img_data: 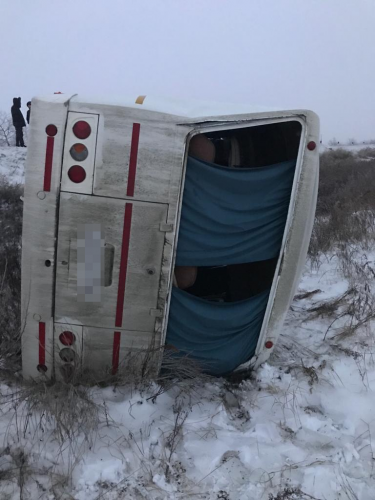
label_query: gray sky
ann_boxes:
[1,0,374,142]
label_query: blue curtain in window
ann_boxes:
[167,287,270,375]
[176,157,296,266]
[166,157,296,375]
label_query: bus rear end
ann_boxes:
[22,95,186,380]
[22,94,319,380]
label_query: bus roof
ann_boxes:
[33,93,287,119]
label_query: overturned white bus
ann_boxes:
[21,94,319,380]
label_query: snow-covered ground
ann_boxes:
[319,143,375,154]
[0,147,26,185]
[1,146,374,499]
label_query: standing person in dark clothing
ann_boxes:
[11,97,26,147]
[26,101,31,125]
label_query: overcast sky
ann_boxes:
[1,0,374,142]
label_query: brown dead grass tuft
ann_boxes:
[0,180,23,375]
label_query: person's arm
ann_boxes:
[174,266,197,289]
[20,112,26,128]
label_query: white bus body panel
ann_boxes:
[21,96,72,379]
[21,94,319,380]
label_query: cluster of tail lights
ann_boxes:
[59,331,77,379]
[68,121,91,184]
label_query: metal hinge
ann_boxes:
[159,223,174,233]
[149,308,163,318]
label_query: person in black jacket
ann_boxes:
[26,101,31,125]
[11,97,26,147]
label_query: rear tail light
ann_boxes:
[307,141,317,151]
[59,348,76,363]
[59,331,76,346]
[68,165,86,183]
[73,121,91,139]
[45,124,58,137]
[70,143,88,161]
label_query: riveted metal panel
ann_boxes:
[55,193,168,332]
[68,102,183,204]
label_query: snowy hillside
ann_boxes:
[0,147,26,184]
[320,143,375,154]
[1,146,375,499]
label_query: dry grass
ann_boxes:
[307,247,375,342]
[310,148,375,260]
[307,148,375,343]
[0,180,23,375]
[356,147,375,160]
[268,488,321,500]
[1,346,212,449]
[2,381,102,444]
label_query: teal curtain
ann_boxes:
[176,157,296,266]
[167,287,270,375]
[167,157,295,375]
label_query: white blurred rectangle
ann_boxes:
[77,223,104,302]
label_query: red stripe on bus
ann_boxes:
[126,123,140,197]
[115,203,133,327]
[39,322,46,365]
[112,331,121,374]
[43,136,54,192]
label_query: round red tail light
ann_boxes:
[73,121,91,139]
[307,141,317,151]
[68,165,86,183]
[46,124,58,137]
[59,331,76,346]
[265,341,274,349]
[70,143,88,161]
